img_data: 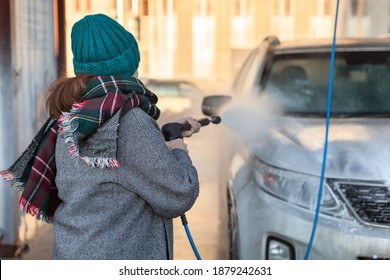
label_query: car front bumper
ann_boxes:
[235,179,390,260]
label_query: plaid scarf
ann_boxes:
[0,76,160,222]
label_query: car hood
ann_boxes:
[252,117,390,182]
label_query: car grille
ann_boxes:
[335,182,390,228]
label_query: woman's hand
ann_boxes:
[177,116,201,138]
[166,138,188,153]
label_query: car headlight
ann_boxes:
[254,159,343,216]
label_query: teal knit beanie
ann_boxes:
[71,14,140,76]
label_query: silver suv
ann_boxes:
[203,36,390,259]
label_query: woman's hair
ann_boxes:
[46,74,92,118]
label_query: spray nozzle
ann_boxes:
[210,115,222,124]
[162,116,221,141]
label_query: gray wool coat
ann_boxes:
[52,108,199,260]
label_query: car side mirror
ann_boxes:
[202,95,232,116]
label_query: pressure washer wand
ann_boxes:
[180,116,221,131]
[161,115,221,260]
[162,116,221,141]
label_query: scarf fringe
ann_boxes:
[11,181,24,192]
[0,170,14,181]
[81,156,120,168]
[58,102,84,159]
[58,101,121,169]
[0,171,24,192]
[19,196,53,223]
[59,116,121,168]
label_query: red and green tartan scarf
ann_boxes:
[0,76,160,222]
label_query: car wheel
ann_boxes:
[227,187,239,260]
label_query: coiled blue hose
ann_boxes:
[304,0,340,260]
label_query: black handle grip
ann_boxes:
[162,123,182,141]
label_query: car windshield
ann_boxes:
[262,50,390,117]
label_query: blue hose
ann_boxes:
[181,214,202,260]
[304,0,340,260]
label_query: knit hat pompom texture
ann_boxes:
[71,14,140,76]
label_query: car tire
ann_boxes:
[227,187,239,260]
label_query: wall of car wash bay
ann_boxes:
[0,0,58,257]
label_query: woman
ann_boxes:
[1,14,200,260]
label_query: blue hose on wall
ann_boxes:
[304,0,341,260]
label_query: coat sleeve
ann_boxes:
[115,108,199,218]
